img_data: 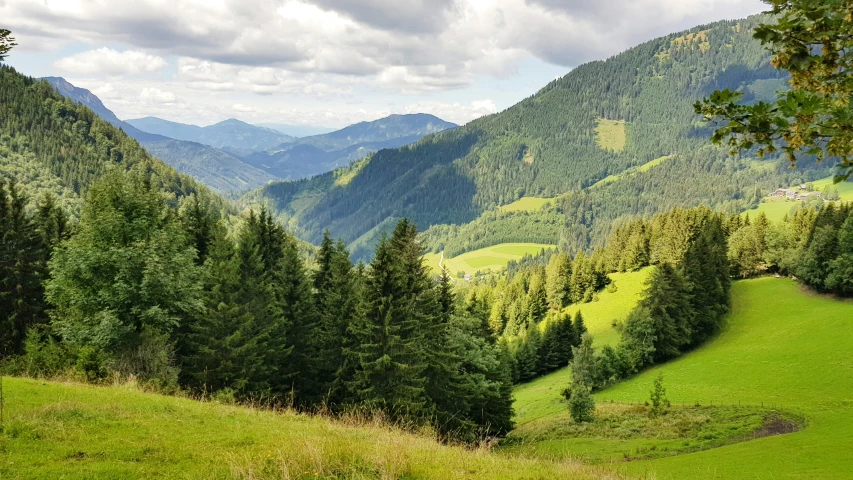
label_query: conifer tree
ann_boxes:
[308,233,358,404]
[0,179,54,356]
[46,169,204,380]
[347,222,429,419]
[180,224,263,395]
[572,310,587,346]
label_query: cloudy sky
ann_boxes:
[3,0,765,128]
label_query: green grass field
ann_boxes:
[498,197,555,212]
[810,176,853,201]
[0,378,621,480]
[743,176,853,223]
[508,278,853,479]
[436,243,556,276]
[512,268,653,426]
[741,198,796,223]
[594,119,627,152]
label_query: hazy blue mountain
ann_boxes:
[143,139,277,194]
[44,78,276,194]
[290,113,457,152]
[126,117,296,152]
[246,132,450,180]
[256,123,336,138]
[238,114,457,180]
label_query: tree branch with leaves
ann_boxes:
[0,29,16,62]
[695,0,853,179]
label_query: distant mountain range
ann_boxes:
[43,77,277,195]
[44,78,456,193]
[126,117,296,152]
[243,114,457,179]
[256,123,336,138]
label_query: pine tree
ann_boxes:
[347,221,430,420]
[0,179,53,356]
[572,310,587,346]
[180,224,264,396]
[545,253,572,309]
[826,212,853,295]
[308,233,359,404]
[636,263,694,362]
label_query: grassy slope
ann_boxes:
[742,198,796,223]
[589,156,674,189]
[0,378,623,480]
[439,243,556,275]
[512,278,853,479]
[742,176,853,222]
[499,197,555,213]
[513,268,653,426]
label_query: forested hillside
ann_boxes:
[0,66,229,215]
[44,78,276,194]
[253,15,830,257]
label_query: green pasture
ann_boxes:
[437,243,556,276]
[594,119,627,152]
[498,197,555,213]
[513,268,653,426]
[509,278,853,479]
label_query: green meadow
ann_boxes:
[498,197,555,213]
[0,378,619,480]
[513,268,653,426]
[431,243,556,276]
[506,278,853,479]
[594,119,627,152]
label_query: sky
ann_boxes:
[2,0,766,128]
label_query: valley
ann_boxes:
[2,3,853,479]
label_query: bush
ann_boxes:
[568,382,595,423]
[649,373,670,417]
[75,346,107,381]
[1,326,76,378]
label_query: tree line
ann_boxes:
[2,168,514,441]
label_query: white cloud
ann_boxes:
[2,0,764,92]
[176,57,352,96]
[54,48,167,76]
[232,103,256,113]
[139,87,176,104]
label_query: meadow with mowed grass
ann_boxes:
[425,243,556,276]
[0,378,624,480]
[504,278,853,479]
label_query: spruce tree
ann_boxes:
[309,233,359,404]
[347,221,429,420]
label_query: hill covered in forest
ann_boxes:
[43,78,277,194]
[251,15,831,259]
[2,68,229,215]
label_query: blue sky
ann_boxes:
[2,0,765,128]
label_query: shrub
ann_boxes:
[568,382,595,423]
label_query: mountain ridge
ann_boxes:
[43,77,277,194]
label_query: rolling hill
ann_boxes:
[251,15,832,257]
[509,277,853,479]
[43,78,276,194]
[0,377,619,480]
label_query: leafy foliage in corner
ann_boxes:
[696,0,853,178]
